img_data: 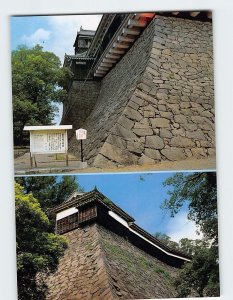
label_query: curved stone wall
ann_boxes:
[63,16,214,167]
[46,224,178,299]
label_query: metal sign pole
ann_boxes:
[76,128,87,163]
[81,140,83,162]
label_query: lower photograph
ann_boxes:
[15,171,219,300]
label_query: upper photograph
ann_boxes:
[11,11,215,175]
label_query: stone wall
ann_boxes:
[63,16,215,167]
[61,80,101,138]
[99,224,178,299]
[46,224,114,300]
[67,16,155,164]
[45,223,178,299]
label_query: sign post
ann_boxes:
[24,125,73,168]
[76,128,87,162]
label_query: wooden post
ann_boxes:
[34,155,37,168]
[66,152,68,166]
[30,152,33,168]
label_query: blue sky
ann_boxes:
[11,15,102,61]
[11,15,102,124]
[62,171,202,242]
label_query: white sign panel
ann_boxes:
[24,125,72,155]
[76,128,87,140]
[31,130,67,154]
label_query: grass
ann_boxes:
[103,237,173,283]
[55,154,66,160]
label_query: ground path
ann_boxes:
[14,152,216,175]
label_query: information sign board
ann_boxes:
[76,128,87,140]
[24,125,72,155]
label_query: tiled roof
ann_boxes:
[77,29,95,36]
[51,188,191,262]
[64,54,94,60]
[51,188,135,223]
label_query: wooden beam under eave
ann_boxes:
[100,62,113,67]
[95,69,107,75]
[106,53,120,59]
[122,28,140,36]
[98,66,109,71]
[113,42,130,49]
[110,48,125,54]
[118,36,134,43]
[94,73,104,77]
[190,11,200,17]
[128,19,147,28]
[103,58,117,64]
[172,12,180,16]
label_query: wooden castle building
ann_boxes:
[46,188,191,299]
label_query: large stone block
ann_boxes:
[117,115,134,130]
[174,114,188,124]
[144,148,161,160]
[134,89,158,105]
[124,107,143,122]
[191,148,207,158]
[134,118,150,129]
[170,136,195,147]
[127,141,144,154]
[186,131,206,140]
[106,134,127,150]
[138,154,155,165]
[99,143,138,165]
[145,136,165,149]
[93,154,115,168]
[161,148,186,161]
[133,128,154,136]
[150,118,170,128]
[112,124,137,141]
[160,129,172,138]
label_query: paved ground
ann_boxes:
[14,152,216,175]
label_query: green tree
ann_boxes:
[174,244,219,297]
[12,45,73,145]
[162,172,219,297]
[162,172,218,243]
[15,182,67,300]
[154,232,180,250]
[15,175,83,210]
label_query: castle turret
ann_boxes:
[73,27,95,56]
[46,189,190,300]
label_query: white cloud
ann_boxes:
[22,28,51,46]
[46,15,102,61]
[166,211,203,242]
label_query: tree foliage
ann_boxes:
[154,232,208,256]
[15,182,68,300]
[15,175,83,210]
[12,45,73,145]
[154,232,180,250]
[162,172,219,297]
[175,246,219,297]
[162,172,218,243]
